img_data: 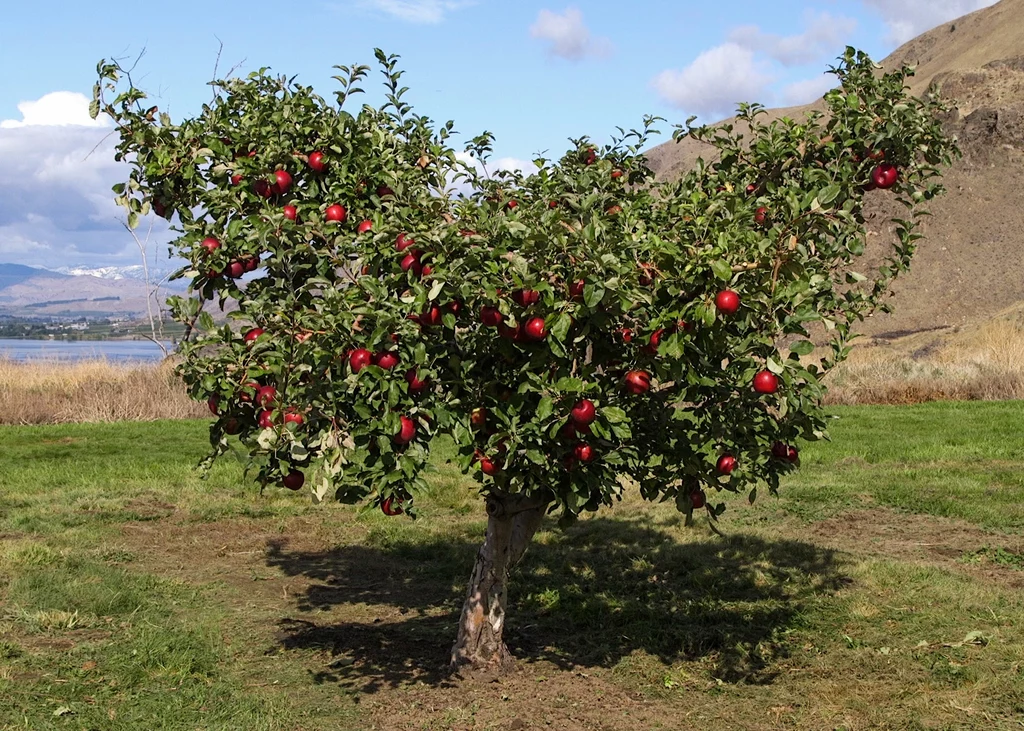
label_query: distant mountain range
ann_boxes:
[51,265,171,282]
[0,263,186,320]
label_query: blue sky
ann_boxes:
[0,0,998,271]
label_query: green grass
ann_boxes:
[770,401,1024,529]
[0,402,1023,729]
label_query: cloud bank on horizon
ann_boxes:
[0,92,172,272]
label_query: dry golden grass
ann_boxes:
[2,318,1022,424]
[0,357,205,425]
[825,319,1024,405]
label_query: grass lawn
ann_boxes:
[1,402,1022,730]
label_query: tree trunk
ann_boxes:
[449,495,548,672]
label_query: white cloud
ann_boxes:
[728,12,857,67]
[530,7,613,61]
[651,43,774,120]
[861,0,998,45]
[782,73,838,106]
[493,157,532,173]
[1,91,108,129]
[355,0,473,23]
[0,92,169,270]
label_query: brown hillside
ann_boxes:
[646,0,1024,337]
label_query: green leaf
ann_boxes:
[711,259,732,281]
[550,313,572,343]
[818,184,840,205]
[536,396,554,421]
[766,356,785,375]
[583,284,605,308]
[789,340,814,356]
[602,406,627,424]
[508,253,529,278]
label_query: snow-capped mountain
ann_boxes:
[52,265,155,281]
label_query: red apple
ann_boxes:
[421,265,434,277]
[393,415,416,445]
[872,163,898,189]
[349,348,373,373]
[549,200,559,209]
[523,317,547,341]
[620,328,634,343]
[258,410,275,429]
[283,409,304,427]
[753,370,779,394]
[419,305,442,327]
[512,289,540,307]
[771,441,790,460]
[641,328,664,355]
[325,204,347,223]
[230,173,244,186]
[357,220,373,234]
[226,260,245,279]
[479,456,501,476]
[240,381,260,402]
[405,369,429,395]
[715,290,740,315]
[153,199,169,218]
[716,454,737,475]
[583,148,597,165]
[506,199,518,210]
[243,328,265,345]
[272,170,292,195]
[611,169,624,179]
[256,385,277,408]
[400,251,423,277]
[282,470,304,490]
[754,206,768,225]
[283,205,297,221]
[574,442,594,463]
[207,396,219,415]
[624,370,651,395]
[745,183,758,195]
[606,204,622,216]
[374,351,399,370]
[244,256,260,272]
[570,399,597,426]
[569,280,585,300]
[381,496,404,516]
[308,151,325,171]
[690,489,706,509]
[377,184,395,198]
[200,237,220,254]
[787,446,800,463]
[223,418,242,435]
[470,407,487,429]
[480,306,503,327]
[498,320,521,341]
[395,233,414,251]
[254,179,273,198]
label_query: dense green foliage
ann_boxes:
[92,49,956,525]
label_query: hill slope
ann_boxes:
[645,0,1024,337]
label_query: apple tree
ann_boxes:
[92,48,956,670]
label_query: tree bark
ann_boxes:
[449,495,548,672]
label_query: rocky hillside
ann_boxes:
[646,0,1024,337]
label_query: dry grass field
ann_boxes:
[0,356,205,425]
[2,318,1022,425]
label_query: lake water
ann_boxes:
[0,338,175,363]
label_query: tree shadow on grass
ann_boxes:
[266,515,847,694]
